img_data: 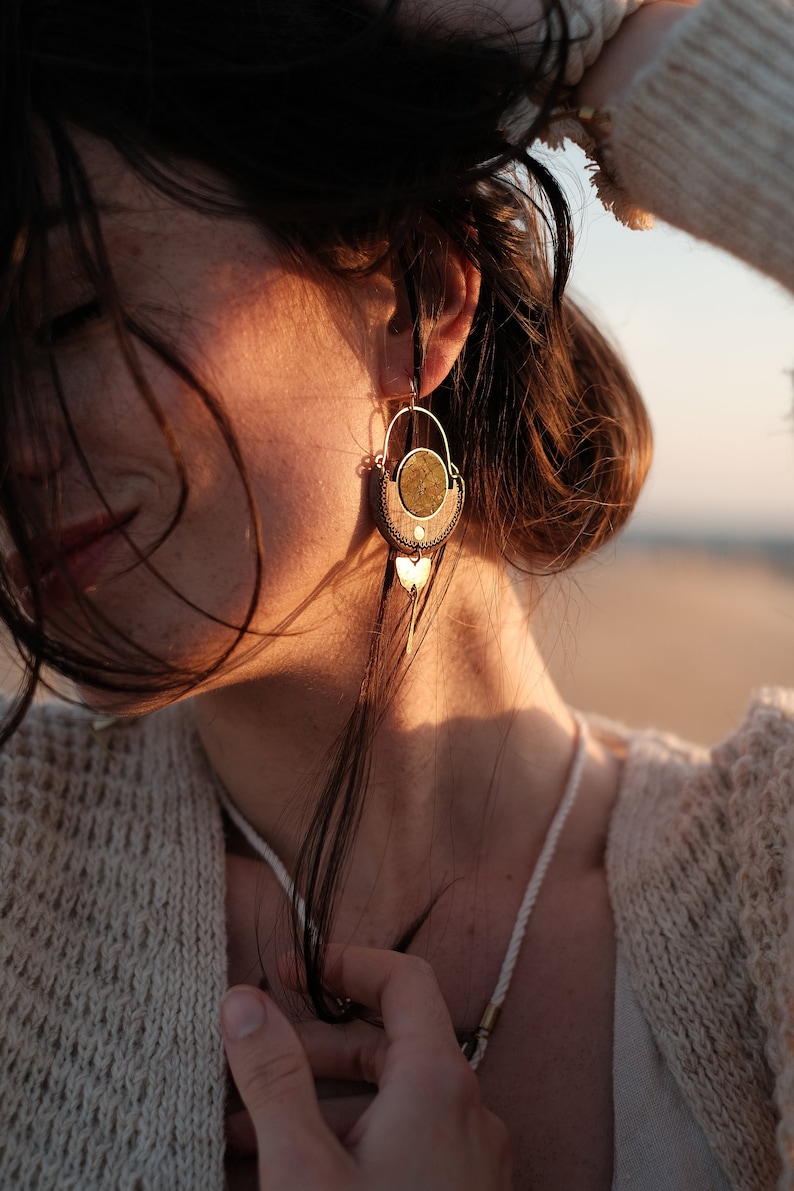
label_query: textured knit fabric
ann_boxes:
[2,691,794,1187]
[0,702,228,1190]
[612,949,731,1189]
[607,689,794,1191]
[607,0,794,294]
[558,0,645,84]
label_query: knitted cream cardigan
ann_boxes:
[2,689,794,1189]
[608,690,794,1190]
[0,703,228,1190]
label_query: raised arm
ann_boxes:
[390,0,646,84]
[390,0,794,293]
[574,0,794,292]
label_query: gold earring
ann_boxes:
[370,384,465,654]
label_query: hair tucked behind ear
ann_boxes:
[401,185,651,572]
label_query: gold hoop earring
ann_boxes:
[369,384,465,654]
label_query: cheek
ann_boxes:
[51,337,191,496]
[75,340,264,604]
[198,304,382,592]
[224,424,373,619]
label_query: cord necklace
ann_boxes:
[216,712,588,1071]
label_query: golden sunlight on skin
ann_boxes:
[18,135,401,707]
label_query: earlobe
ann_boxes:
[378,225,481,400]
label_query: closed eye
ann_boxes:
[36,299,103,345]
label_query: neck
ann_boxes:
[192,549,576,909]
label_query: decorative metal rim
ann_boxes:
[373,471,465,553]
[380,405,459,477]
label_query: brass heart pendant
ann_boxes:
[371,403,465,656]
[394,554,432,655]
[395,555,432,595]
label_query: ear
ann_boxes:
[378,221,481,401]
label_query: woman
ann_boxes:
[1,1,793,1190]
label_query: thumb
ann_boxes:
[221,985,349,1189]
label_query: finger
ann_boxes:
[321,949,485,1142]
[294,1017,387,1085]
[276,960,513,1187]
[224,1107,258,1158]
[284,946,477,1129]
[321,946,471,1111]
[221,985,352,1188]
[317,1087,376,1142]
[282,945,457,1055]
[225,1088,378,1153]
[285,943,485,1148]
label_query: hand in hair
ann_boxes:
[221,946,513,1190]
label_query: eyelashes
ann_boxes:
[35,298,103,346]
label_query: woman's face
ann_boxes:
[9,135,402,701]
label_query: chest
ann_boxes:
[477,863,615,1189]
[223,853,615,1190]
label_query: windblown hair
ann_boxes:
[0,0,651,1013]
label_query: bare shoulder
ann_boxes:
[566,722,625,870]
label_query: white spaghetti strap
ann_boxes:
[467,713,588,1070]
[215,781,311,935]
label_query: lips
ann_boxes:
[7,508,138,613]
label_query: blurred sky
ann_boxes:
[544,146,794,537]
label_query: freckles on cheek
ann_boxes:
[138,351,241,478]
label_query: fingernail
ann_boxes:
[222,987,268,1041]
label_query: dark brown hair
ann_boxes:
[0,0,651,1011]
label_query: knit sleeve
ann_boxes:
[610,692,794,1189]
[607,0,794,293]
[558,0,646,84]
[715,689,794,1190]
[693,687,794,1190]
[607,725,782,1190]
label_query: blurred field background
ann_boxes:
[540,537,794,746]
[539,148,794,748]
